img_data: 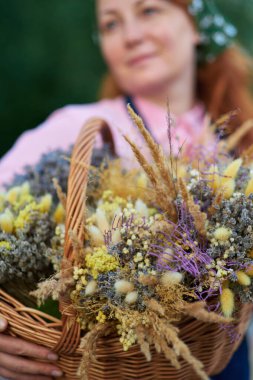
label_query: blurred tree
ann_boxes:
[0,0,252,158]
[0,0,105,157]
[218,0,253,54]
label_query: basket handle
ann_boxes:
[54,118,114,354]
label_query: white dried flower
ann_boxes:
[85,280,98,296]
[114,280,134,294]
[160,271,183,287]
[125,291,138,305]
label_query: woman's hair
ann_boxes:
[197,46,253,149]
[98,0,253,150]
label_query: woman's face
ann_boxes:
[97,0,199,97]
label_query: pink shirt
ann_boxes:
[0,96,206,188]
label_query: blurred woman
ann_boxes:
[0,1,252,379]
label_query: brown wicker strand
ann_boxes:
[55,119,113,355]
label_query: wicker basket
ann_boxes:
[0,118,252,380]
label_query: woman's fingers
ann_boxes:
[0,352,63,377]
[0,316,8,332]
[0,328,63,378]
[0,366,53,380]
[0,317,63,378]
[0,334,59,361]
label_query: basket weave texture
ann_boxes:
[0,118,252,380]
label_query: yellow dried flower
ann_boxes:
[214,159,242,199]
[116,317,137,352]
[245,177,253,197]
[213,227,232,242]
[16,195,34,210]
[134,252,143,263]
[136,173,148,189]
[0,194,5,212]
[53,203,65,224]
[102,189,114,202]
[20,182,30,196]
[85,246,119,279]
[100,190,127,217]
[0,210,14,233]
[222,158,242,180]
[236,271,251,286]
[6,186,21,204]
[0,241,11,250]
[14,202,40,230]
[14,182,32,209]
[96,311,106,323]
[220,288,234,318]
[206,165,220,191]
[245,265,253,277]
[39,194,52,213]
[221,179,235,199]
[81,276,87,286]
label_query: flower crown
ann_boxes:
[189,0,237,63]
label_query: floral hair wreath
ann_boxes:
[189,0,238,63]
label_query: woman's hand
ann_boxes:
[0,316,63,380]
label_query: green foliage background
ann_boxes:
[0,0,252,158]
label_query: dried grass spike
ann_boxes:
[150,313,208,380]
[179,178,189,203]
[68,229,85,264]
[30,275,59,305]
[159,339,181,369]
[146,298,165,316]
[127,104,160,159]
[78,323,112,379]
[135,325,152,361]
[127,104,176,196]
[183,301,233,324]
[52,178,67,209]
[125,131,177,219]
[124,135,158,187]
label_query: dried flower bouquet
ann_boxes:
[1,109,253,379]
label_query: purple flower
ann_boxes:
[150,202,211,278]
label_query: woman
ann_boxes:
[0,0,252,379]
